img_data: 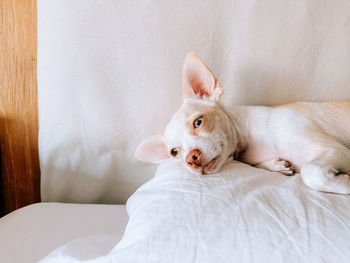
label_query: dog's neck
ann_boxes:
[223,104,267,159]
[217,104,248,159]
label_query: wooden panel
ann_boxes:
[0,0,40,215]
[0,148,3,216]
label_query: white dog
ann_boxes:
[135,52,350,194]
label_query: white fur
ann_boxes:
[163,99,240,174]
[136,53,350,194]
[163,102,350,194]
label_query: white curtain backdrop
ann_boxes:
[38,0,350,203]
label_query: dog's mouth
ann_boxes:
[201,156,219,175]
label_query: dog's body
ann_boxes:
[237,102,350,170]
[136,53,350,194]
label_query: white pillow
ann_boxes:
[38,0,350,203]
[41,161,350,262]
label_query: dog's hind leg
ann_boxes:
[300,144,350,194]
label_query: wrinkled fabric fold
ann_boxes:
[41,162,350,262]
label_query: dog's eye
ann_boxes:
[170,148,178,157]
[193,116,203,128]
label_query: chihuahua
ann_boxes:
[135,52,350,194]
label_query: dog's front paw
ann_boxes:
[255,158,295,176]
[276,158,296,176]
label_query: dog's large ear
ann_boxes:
[182,52,223,101]
[134,135,170,163]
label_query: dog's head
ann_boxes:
[135,53,242,174]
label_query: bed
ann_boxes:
[0,204,128,262]
[1,0,350,262]
[39,162,350,262]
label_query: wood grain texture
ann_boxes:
[0,0,40,215]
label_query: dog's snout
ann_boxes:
[186,149,202,168]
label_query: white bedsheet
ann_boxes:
[0,203,128,263]
[41,161,350,262]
